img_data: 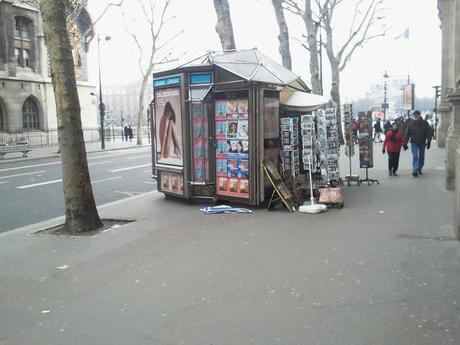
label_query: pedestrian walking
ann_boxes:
[128,126,133,142]
[382,122,404,176]
[124,126,129,141]
[373,118,383,142]
[383,120,391,134]
[403,110,433,177]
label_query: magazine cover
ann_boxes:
[193,139,203,159]
[227,159,239,178]
[193,118,203,139]
[216,159,228,176]
[238,159,249,178]
[239,179,249,195]
[215,100,227,118]
[215,120,227,139]
[217,177,228,193]
[237,120,249,140]
[238,99,248,115]
[228,178,238,193]
[227,120,238,138]
[194,158,204,182]
[227,99,239,114]
[216,140,229,157]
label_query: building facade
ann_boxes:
[438,0,460,239]
[0,0,97,143]
[104,82,153,127]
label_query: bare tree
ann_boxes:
[284,0,386,141]
[272,0,292,70]
[40,0,102,233]
[213,0,236,50]
[122,0,181,146]
[321,0,386,142]
[283,0,323,94]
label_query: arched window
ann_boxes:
[22,98,39,130]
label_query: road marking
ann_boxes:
[0,170,46,179]
[92,176,122,184]
[16,179,62,189]
[0,181,8,185]
[87,153,124,160]
[109,163,151,173]
[88,160,111,166]
[144,181,156,184]
[127,154,151,160]
[0,161,60,172]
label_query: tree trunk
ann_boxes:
[40,0,103,234]
[330,59,344,144]
[272,0,291,70]
[213,0,236,50]
[304,0,321,94]
[136,73,150,146]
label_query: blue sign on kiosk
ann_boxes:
[153,76,181,87]
[190,73,212,84]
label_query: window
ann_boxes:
[23,49,30,67]
[15,48,21,65]
[14,17,30,39]
[14,16,33,68]
[0,104,3,131]
[22,98,39,130]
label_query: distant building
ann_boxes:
[104,82,153,127]
[0,0,97,136]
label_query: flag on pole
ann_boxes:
[395,27,410,40]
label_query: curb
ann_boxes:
[0,190,159,238]
[0,144,151,165]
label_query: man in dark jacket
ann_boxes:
[404,110,432,177]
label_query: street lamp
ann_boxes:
[96,34,111,149]
[383,71,389,121]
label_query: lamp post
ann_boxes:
[96,34,111,149]
[383,71,389,121]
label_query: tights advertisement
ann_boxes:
[215,98,249,199]
[155,87,183,167]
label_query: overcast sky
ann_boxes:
[87,0,441,101]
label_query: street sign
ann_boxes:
[105,115,113,125]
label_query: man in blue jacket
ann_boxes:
[403,110,433,177]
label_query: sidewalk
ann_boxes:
[0,138,151,164]
[0,144,458,345]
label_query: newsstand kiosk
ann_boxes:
[150,48,311,206]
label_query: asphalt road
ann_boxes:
[0,147,156,233]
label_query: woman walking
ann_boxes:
[382,123,404,176]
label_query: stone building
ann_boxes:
[0,0,97,142]
[104,82,153,127]
[437,0,460,239]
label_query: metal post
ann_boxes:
[433,85,440,139]
[97,34,105,150]
[147,106,151,144]
[319,28,323,96]
[383,71,389,121]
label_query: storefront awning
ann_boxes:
[280,89,330,112]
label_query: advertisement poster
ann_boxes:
[155,87,183,166]
[161,172,184,195]
[357,111,374,168]
[215,98,250,199]
[192,103,207,182]
[403,84,414,111]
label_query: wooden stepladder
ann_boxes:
[262,160,296,212]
